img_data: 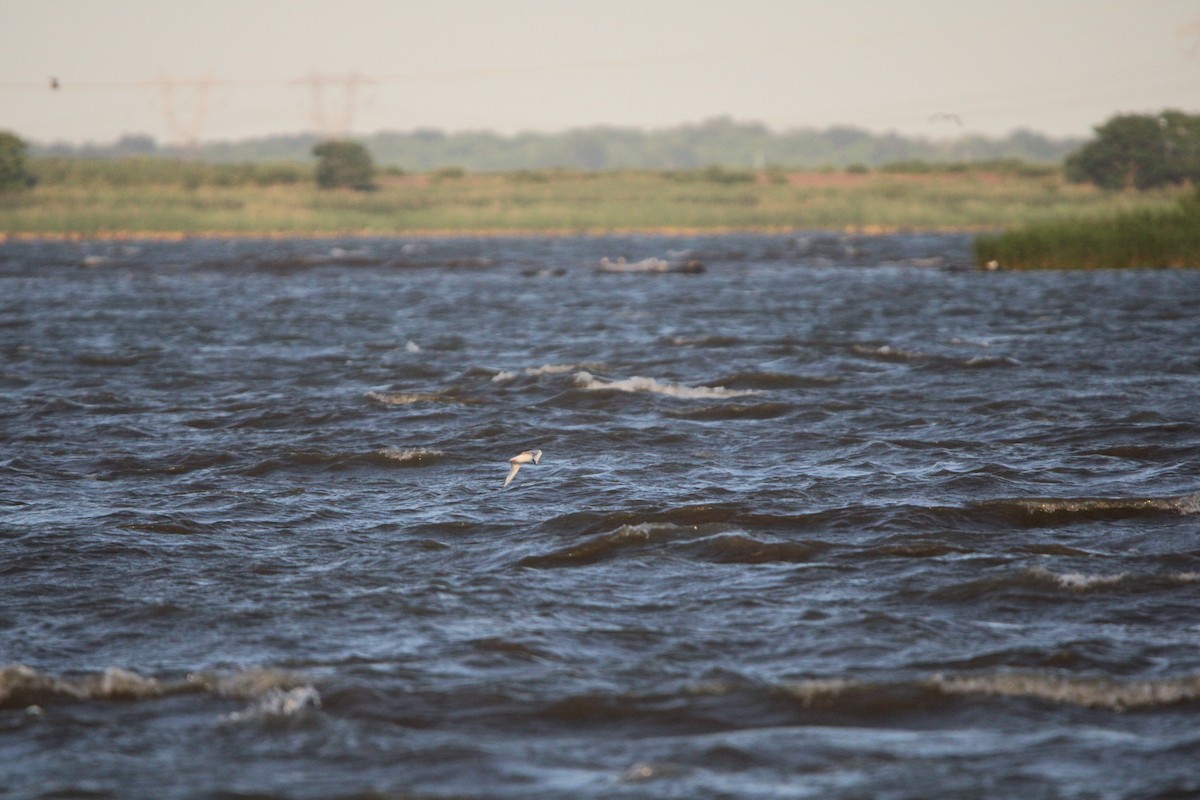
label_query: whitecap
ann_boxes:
[187,666,311,700]
[377,447,444,464]
[930,671,1200,711]
[0,665,167,705]
[524,363,578,376]
[780,678,859,708]
[222,685,322,724]
[493,363,580,384]
[1027,566,1128,591]
[366,390,450,405]
[573,370,758,400]
[598,256,670,273]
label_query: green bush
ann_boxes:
[312,140,376,190]
[0,131,33,191]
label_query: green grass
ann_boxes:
[0,158,1189,240]
[973,188,1200,269]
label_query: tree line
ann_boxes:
[33,117,1078,171]
[5,111,1197,193]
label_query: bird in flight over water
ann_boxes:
[504,449,542,488]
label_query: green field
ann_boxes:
[0,159,1191,265]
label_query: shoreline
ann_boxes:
[0,224,995,244]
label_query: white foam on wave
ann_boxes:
[377,447,444,464]
[222,685,322,723]
[366,390,449,405]
[852,344,925,362]
[1010,491,1200,517]
[779,671,1200,712]
[931,671,1200,711]
[1030,566,1129,591]
[781,678,859,708]
[1025,565,1200,592]
[0,664,317,711]
[573,370,758,400]
[1176,490,1200,514]
[493,363,581,384]
[0,665,166,705]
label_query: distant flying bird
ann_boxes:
[503,449,542,488]
[929,112,963,128]
[50,77,60,90]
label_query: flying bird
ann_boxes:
[503,449,542,488]
[928,112,963,128]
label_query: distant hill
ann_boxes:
[33,116,1083,171]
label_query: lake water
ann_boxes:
[2,233,1199,799]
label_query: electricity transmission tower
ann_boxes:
[156,75,216,155]
[292,72,376,138]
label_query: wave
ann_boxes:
[519,522,833,568]
[492,363,584,384]
[528,493,1200,561]
[521,495,1200,573]
[530,670,1200,732]
[852,344,927,363]
[573,370,758,400]
[519,522,693,568]
[1023,566,1199,592]
[707,370,842,390]
[666,401,795,421]
[0,665,170,708]
[972,491,1200,527]
[366,390,465,406]
[761,671,1200,714]
[689,533,834,564]
[0,664,319,718]
[850,343,1018,370]
[375,447,446,466]
[925,565,1200,604]
[118,514,208,536]
[220,685,322,724]
[927,671,1200,711]
[242,449,357,476]
[667,334,742,347]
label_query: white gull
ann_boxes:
[504,449,543,488]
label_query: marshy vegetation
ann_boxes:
[1,156,1187,240]
[973,186,1200,269]
[971,111,1200,269]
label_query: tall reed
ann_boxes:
[973,188,1200,269]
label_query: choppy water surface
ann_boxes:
[3,233,1200,799]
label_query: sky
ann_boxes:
[3,0,1198,146]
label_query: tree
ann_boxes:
[312,139,376,190]
[1159,110,1200,184]
[0,130,33,191]
[1065,111,1200,190]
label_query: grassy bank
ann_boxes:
[0,158,1188,240]
[973,187,1200,269]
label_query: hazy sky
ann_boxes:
[4,0,1198,145]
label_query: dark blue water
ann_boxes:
[3,234,1199,799]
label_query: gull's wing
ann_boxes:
[503,462,521,488]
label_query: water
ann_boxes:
[2,233,1199,799]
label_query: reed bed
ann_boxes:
[973,189,1200,269]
